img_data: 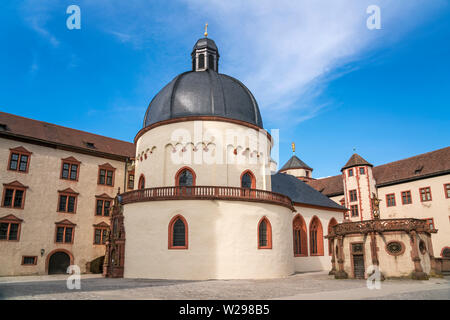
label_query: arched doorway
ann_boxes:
[47,250,73,274]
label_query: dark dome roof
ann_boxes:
[144,36,263,129]
[143,69,263,128]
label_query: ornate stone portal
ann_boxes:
[103,191,126,278]
[326,218,438,280]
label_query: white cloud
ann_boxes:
[183,0,445,124]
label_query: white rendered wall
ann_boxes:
[292,205,343,273]
[123,199,294,280]
[135,120,272,190]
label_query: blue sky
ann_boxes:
[1,0,449,178]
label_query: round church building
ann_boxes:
[104,36,296,280]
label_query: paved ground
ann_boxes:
[0,271,449,300]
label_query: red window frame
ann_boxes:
[309,216,324,256]
[349,189,357,202]
[57,189,79,213]
[386,193,396,207]
[54,221,76,244]
[97,163,116,187]
[419,187,432,202]
[348,169,354,177]
[293,214,308,257]
[444,184,450,199]
[258,216,272,249]
[127,171,135,189]
[21,256,37,265]
[93,227,108,245]
[359,167,365,175]
[0,215,23,241]
[2,181,28,209]
[168,215,188,249]
[350,205,359,217]
[7,147,32,173]
[401,190,412,205]
[422,218,435,232]
[138,174,145,189]
[95,195,112,216]
[60,157,81,181]
[240,170,256,189]
[175,166,196,187]
[328,218,338,256]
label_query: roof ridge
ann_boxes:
[373,146,450,169]
[0,111,134,146]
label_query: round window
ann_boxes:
[386,241,404,256]
[419,240,427,255]
[442,247,450,258]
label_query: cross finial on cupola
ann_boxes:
[191,25,219,72]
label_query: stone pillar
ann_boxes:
[335,235,348,279]
[369,232,384,280]
[426,233,440,276]
[329,237,336,275]
[410,230,428,280]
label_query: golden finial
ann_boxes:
[292,142,295,154]
[204,23,208,37]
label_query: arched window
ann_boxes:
[168,215,188,249]
[310,216,324,256]
[175,167,196,187]
[258,217,272,249]
[241,170,255,189]
[138,174,145,189]
[293,214,308,257]
[328,218,338,255]
[198,54,205,69]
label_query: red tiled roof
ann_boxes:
[341,153,372,170]
[307,175,343,197]
[308,146,450,196]
[0,112,135,159]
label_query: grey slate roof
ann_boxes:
[279,155,313,171]
[271,172,345,210]
[191,38,219,54]
[143,69,263,128]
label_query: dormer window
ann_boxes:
[414,165,423,175]
[85,142,95,149]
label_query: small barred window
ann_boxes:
[386,241,403,255]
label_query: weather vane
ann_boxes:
[292,142,295,154]
[204,23,208,37]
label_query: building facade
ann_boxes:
[0,112,134,276]
[284,148,450,278]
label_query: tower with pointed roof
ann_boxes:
[278,143,314,181]
[341,153,377,221]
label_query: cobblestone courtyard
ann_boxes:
[0,271,449,300]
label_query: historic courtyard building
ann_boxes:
[1,34,448,280]
[285,147,450,278]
